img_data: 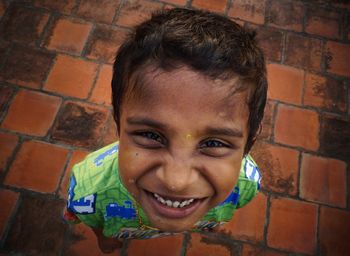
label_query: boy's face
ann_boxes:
[118,66,249,232]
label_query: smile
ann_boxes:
[144,190,206,219]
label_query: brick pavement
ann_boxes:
[0,0,349,255]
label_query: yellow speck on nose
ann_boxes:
[186,134,192,140]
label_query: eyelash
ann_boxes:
[200,139,229,148]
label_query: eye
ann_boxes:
[132,131,165,148]
[199,139,232,157]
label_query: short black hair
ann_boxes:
[112,8,267,154]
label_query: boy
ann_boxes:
[63,7,267,253]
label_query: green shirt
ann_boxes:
[64,142,261,239]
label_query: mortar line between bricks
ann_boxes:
[111,0,125,25]
[0,84,18,124]
[86,62,103,101]
[37,11,56,49]
[71,0,81,15]
[81,22,97,58]
[120,237,129,256]
[296,150,303,200]
[180,232,190,256]
[223,0,232,16]
[54,150,73,197]
[40,46,58,90]
[0,189,22,248]
[315,203,321,256]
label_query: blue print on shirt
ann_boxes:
[105,200,137,220]
[94,145,118,167]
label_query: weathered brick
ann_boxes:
[45,18,92,54]
[0,132,18,173]
[274,105,319,151]
[1,90,62,136]
[304,73,347,112]
[4,140,69,193]
[34,0,76,14]
[255,26,283,62]
[285,33,323,71]
[186,233,238,256]
[85,25,128,64]
[267,64,304,105]
[115,0,163,28]
[192,0,227,13]
[162,0,187,5]
[103,117,119,146]
[0,0,7,17]
[64,223,117,256]
[251,142,299,195]
[268,197,317,254]
[128,235,183,256]
[44,55,98,99]
[325,41,350,77]
[320,114,350,161]
[0,189,19,240]
[300,153,347,208]
[319,207,350,256]
[0,5,49,45]
[0,86,15,117]
[267,0,305,32]
[305,7,341,39]
[76,0,121,24]
[0,46,54,88]
[4,194,68,255]
[90,64,113,105]
[241,244,288,256]
[51,101,109,149]
[346,13,350,40]
[228,0,266,24]
[0,40,10,63]
[59,150,90,198]
[259,100,275,140]
[219,193,267,242]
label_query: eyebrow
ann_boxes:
[127,117,243,138]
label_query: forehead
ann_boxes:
[125,66,248,115]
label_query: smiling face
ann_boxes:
[117,66,250,232]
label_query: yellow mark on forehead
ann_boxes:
[186,134,192,140]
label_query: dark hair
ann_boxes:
[112,8,267,154]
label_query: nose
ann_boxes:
[156,155,198,193]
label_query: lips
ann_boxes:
[144,190,205,219]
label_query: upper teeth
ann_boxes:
[153,193,195,208]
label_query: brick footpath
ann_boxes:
[0,0,349,255]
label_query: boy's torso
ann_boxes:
[65,142,261,239]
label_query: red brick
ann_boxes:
[325,41,350,77]
[186,233,233,256]
[4,140,69,193]
[346,14,350,40]
[260,100,276,140]
[4,194,68,255]
[0,0,7,17]
[85,25,128,64]
[46,18,92,54]
[59,150,90,198]
[76,0,121,24]
[241,244,288,256]
[0,132,18,173]
[320,115,350,162]
[1,90,61,136]
[116,0,163,28]
[0,5,49,45]
[304,73,347,112]
[192,0,227,13]
[254,26,283,62]
[228,0,266,24]
[267,64,304,104]
[128,235,183,256]
[219,193,267,242]
[319,207,350,256]
[285,33,323,71]
[64,223,116,256]
[162,0,187,5]
[90,64,113,105]
[300,154,347,208]
[0,86,15,117]
[268,197,317,254]
[274,105,319,151]
[102,116,119,146]
[0,189,19,240]
[305,7,341,39]
[251,142,299,195]
[34,0,76,14]
[267,0,305,32]
[51,101,110,149]
[0,46,54,89]
[44,55,98,99]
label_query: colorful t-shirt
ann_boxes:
[63,142,261,239]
